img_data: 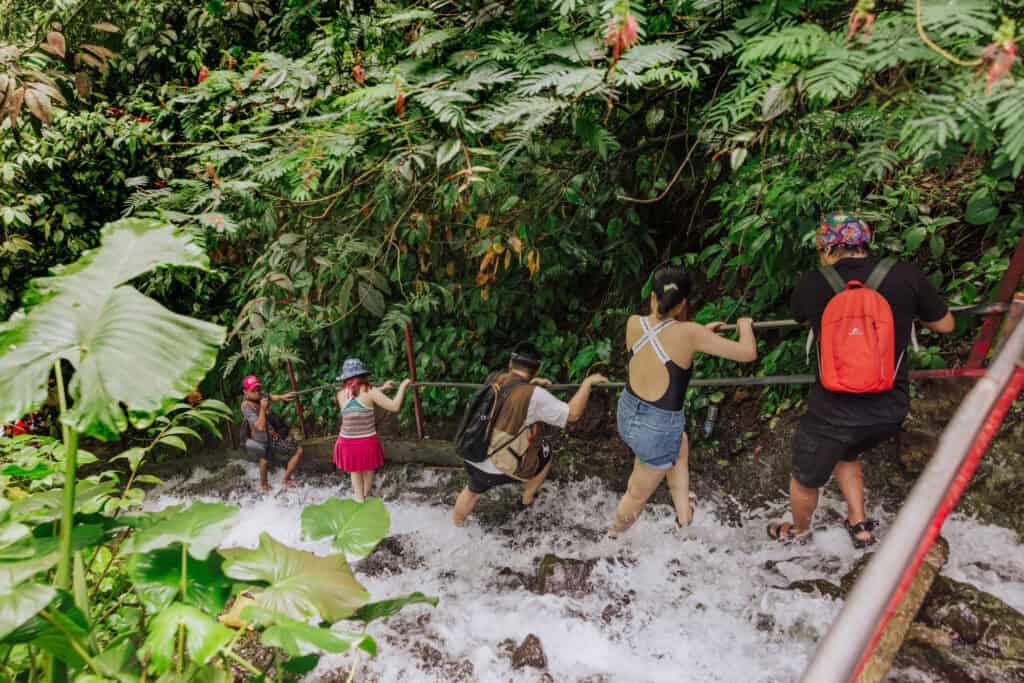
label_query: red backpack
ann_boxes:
[816,258,898,393]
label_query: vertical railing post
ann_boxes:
[966,231,1024,368]
[404,321,425,440]
[285,359,307,440]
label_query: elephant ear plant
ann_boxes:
[0,218,436,682]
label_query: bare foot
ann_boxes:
[260,484,270,493]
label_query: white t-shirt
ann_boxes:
[465,386,569,474]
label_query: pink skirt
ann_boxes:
[333,435,385,473]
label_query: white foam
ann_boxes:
[145,461,1024,682]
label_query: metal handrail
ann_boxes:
[801,298,1024,682]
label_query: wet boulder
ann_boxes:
[918,575,1024,660]
[511,634,548,670]
[535,554,596,596]
[353,534,422,577]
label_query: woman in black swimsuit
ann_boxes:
[612,267,757,534]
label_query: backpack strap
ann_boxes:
[865,257,897,291]
[818,265,846,294]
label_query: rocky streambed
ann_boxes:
[145,449,1024,683]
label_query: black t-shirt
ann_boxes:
[791,256,949,427]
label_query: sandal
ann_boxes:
[844,519,877,549]
[766,522,812,545]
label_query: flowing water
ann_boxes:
[146,459,1024,682]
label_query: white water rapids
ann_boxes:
[146,460,1024,682]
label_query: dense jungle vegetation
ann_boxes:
[2,0,1022,429]
[1,1,1023,682]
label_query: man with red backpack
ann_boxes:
[767,212,954,548]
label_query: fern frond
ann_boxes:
[413,88,475,130]
[380,8,435,25]
[801,42,867,105]
[407,28,459,57]
[911,0,995,40]
[992,83,1024,175]
[474,97,565,133]
[451,62,520,93]
[739,24,826,65]
[516,64,604,97]
[544,37,604,63]
[697,31,742,60]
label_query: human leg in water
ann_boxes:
[768,477,818,542]
[452,487,480,526]
[362,469,376,499]
[350,471,366,502]
[521,459,552,507]
[665,435,695,526]
[834,460,875,546]
[611,459,667,534]
[259,458,270,492]
[282,447,303,489]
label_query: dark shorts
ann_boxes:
[245,436,300,465]
[463,445,554,494]
[792,415,901,488]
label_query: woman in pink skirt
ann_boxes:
[333,358,411,501]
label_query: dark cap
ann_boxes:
[510,341,541,368]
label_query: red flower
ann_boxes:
[847,0,876,42]
[198,65,209,83]
[982,40,1017,93]
[353,63,365,85]
[605,14,639,62]
[154,179,166,188]
[395,82,405,117]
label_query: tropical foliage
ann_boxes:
[2,0,1021,430]
[0,221,435,682]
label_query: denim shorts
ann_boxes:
[617,390,686,470]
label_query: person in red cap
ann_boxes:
[767,212,953,548]
[240,375,303,491]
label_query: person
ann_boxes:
[240,375,304,491]
[332,358,411,502]
[611,266,757,535]
[767,212,954,547]
[452,342,608,526]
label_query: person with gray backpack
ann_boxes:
[451,342,607,526]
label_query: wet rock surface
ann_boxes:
[535,553,596,596]
[353,534,423,577]
[510,634,548,670]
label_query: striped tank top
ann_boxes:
[340,399,376,438]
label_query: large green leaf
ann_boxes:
[0,218,226,440]
[301,497,390,558]
[242,606,376,658]
[0,582,55,640]
[2,591,90,669]
[220,533,368,623]
[11,481,116,521]
[139,603,234,675]
[122,502,240,560]
[349,592,439,624]
[0,552,60,586]
[128,544,232,613]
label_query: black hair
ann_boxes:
[825,243,871,258]
[651,266,691,316]
[510,341,542,370]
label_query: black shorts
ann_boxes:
[791,416,901,488]
[245,437,299,465]
[464,445,554,494]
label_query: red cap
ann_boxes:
[242,375,262,391]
